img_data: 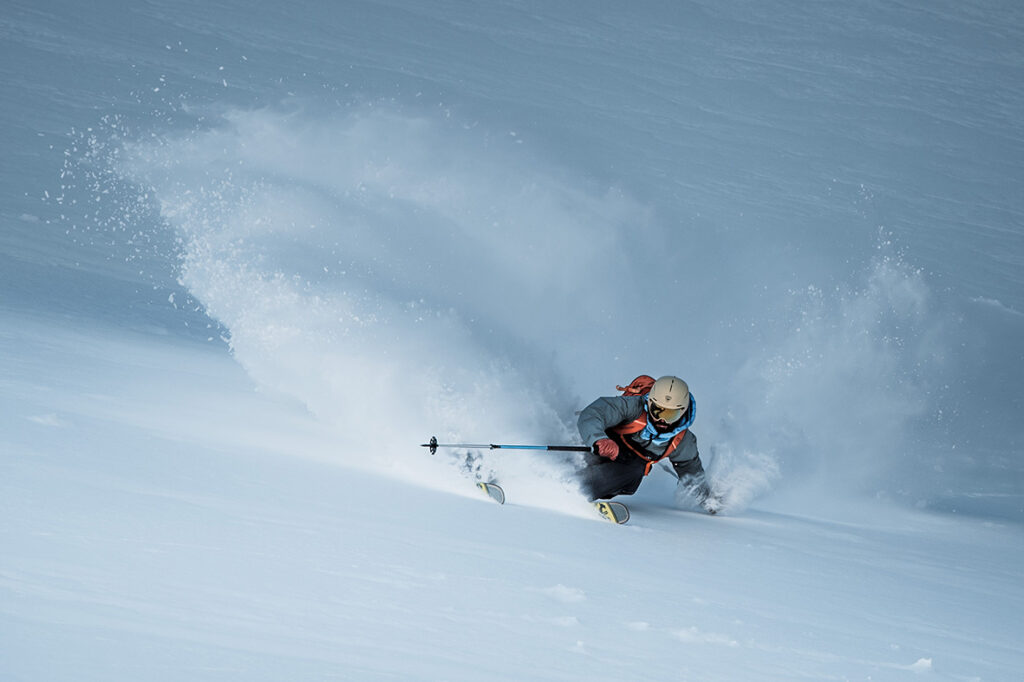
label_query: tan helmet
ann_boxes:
[649,376,690,410]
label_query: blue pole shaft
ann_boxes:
[421,436,591,455]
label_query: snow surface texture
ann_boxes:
[3,0,1023,680]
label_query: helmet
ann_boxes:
[647,376,690,424]
[649,376,689,409]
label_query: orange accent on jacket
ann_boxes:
[611,414,688,476]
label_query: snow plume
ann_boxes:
[112,106,642,505]
[71,103,971,516]
[697,445,780,514]
[726,239,949,508]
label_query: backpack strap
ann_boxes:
[611,414,688,476]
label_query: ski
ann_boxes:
[476,482,505,505]
[594,500,630,524]
[475,483,626,523]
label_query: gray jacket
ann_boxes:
[577,394,709,498]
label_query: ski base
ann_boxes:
[594,500,630,524]
[477,482,505,505]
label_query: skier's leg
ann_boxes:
[578,453,646,500]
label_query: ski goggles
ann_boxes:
[647,398,685,424]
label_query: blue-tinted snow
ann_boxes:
[2,1,1022,680]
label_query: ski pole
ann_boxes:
[422,435,595,455]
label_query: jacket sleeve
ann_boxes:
[669,431,711,502]
[577,396,643,447]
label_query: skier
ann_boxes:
[577,375,721,514]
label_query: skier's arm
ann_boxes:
[673,457,711,502]
[668,432,715,509]
[577,396,642,447]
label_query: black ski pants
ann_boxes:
[578,451,649,500]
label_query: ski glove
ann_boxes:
[593,438,620,461]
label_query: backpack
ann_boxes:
[615,374,656,397]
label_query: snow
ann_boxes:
[3,1,1024,680]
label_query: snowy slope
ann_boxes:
[5,318,1022,681]
[4,318,1021,681]
[3,1,1024,680]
